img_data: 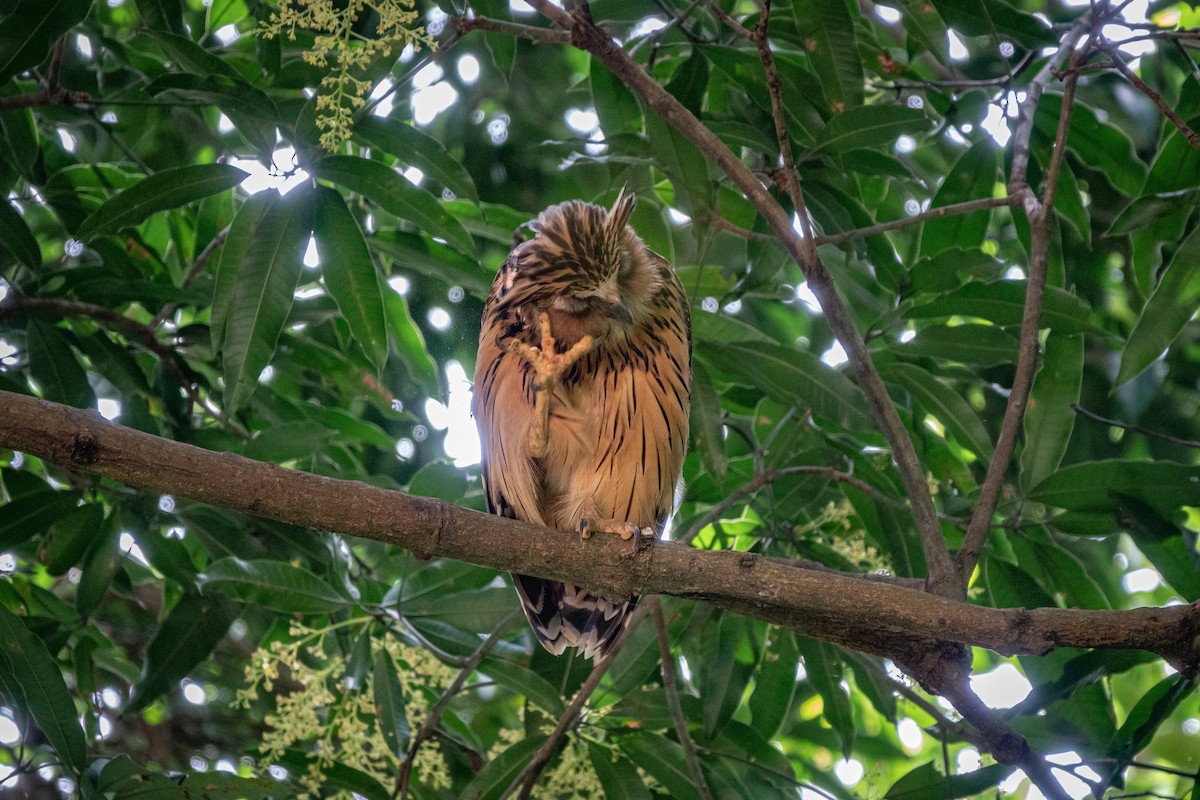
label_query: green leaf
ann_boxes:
[907,280,1101,334]
[133,0,185,34]
[645,112,713,216]
[665,49,709,114]
[126,592,239,713]
[887,362,994,460]
[0,603,87,773]
[200,558,349,613]
[372,651,410,754]
[1107,674,1195,766]
[353,116,479,201]
[702,341,872,428]
[793,0,864,110]
[313,186,388,372]
[0,489,80,549]
[384,291,439,393]
[76,164,248,240]
[0,0,92,84]
[689,362,727,484]
[138,30,242,79]
[929,0,1055,49]
[42,503,104,575]
[898,0,948,60]
[898,324,1018,367]
[919,139,1000,258]
[1035,94,1145,197]
[460,735,548,800]
[1112,495,1200,602]
[1019,334,1083,491]
[885,760,1011,799]
[697,611,744,738]
[479,659,566,716]
[0,198,40,268]
[1029,460,1200,515]
[1142,114,1200,195]
[211,191,275,354]
[591,59,643,136]
[1117,226,1200,385]
[620,732,704,800]
[812,105,930,154]
[314,155,475,257]
[26,319,96,409]
[795,638,854,757]
[587,743,653,800]
[221,186,313,416]
[748,629,799,739]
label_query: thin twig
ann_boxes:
[652,600,713,800]
[395,611,522,799]
[874,50,1037,92]
[453,15,570,44]
[500,605,645,800]
[814,196,1019,247]
[1071,403,1200,448]
[1101,45,1200,152]
[706,0,754,40]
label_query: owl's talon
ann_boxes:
[579,518,642,541]
[509,312,595,458]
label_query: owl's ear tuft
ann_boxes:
[606,186,637,236]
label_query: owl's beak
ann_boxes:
[606,300,634,325]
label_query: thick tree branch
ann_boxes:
[520,0,956,598]
[2,391,1197,674]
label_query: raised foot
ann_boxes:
[579,518,651,541]
[507,311,595,458]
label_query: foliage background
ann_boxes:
[0,0,1198,798]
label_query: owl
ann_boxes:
[472,190,692,659]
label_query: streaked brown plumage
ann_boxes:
[472,191,692,659]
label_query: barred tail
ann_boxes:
[513,575,637,660]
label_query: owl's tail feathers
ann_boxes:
[513,575,637,661]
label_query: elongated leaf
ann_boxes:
[796,638,854,756]
[886,760,1010,799]
[0,0,92,83]
[354,116,478,201]
[76,164,248,240]
[1019,334,1083,491]
[587,743,653,800]
[211,191,275,354]
[793,0,863,110]
[812,105,929,154]
[702,342,872,428]
[26,319,95,409]
[126,592,239,713]
[1035,94,1145,197]
[888,362,994,460]
[1113,495,1200,602]
[313,186,388,372]
[460,735,548,800]
[314,156,475,257]
[384,291,439,393]
[620,732,704,800]
[646,112,713,215]
[899,324,1018,367]
[930,0,1055,49]
[200,558,349,613]
[748,629,799,739]
[908,281,1101,334]
[919,139,999,258]
[221,186,313,416]
[0,603,87,773]
[479,659,565,716]
[0,198,40,268]
[591,59,643,136]
[1117,226,1200,385]
[42,503,103,575]
[1029,460,1200,514]
[1106,674,1194,768]
[0,488,80,549]
[690,362,727,484]
[372,652,410,754]
[134,0,185,34]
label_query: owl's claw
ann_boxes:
[579,518,649,541]
[508,311,594,458]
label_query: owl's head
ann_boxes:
[514,189,664,327]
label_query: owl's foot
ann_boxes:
[507,311,595,458]
[579,518,651,541]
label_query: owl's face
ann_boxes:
[504,191,664,337]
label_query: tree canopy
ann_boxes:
[0,0,1199,799]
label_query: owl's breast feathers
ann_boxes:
[470,206,691,657]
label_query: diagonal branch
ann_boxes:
[652,599,713,800]
[957,48,1087,580]
[520,0,957,597]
